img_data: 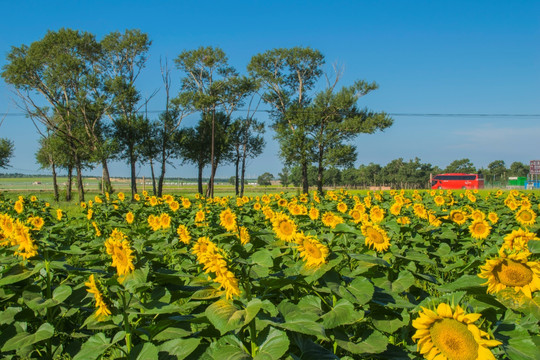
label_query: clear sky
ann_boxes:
[0,0,539,178]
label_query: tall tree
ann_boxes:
[509,161,529,177]
[248,47,325,194]
[102,29,151,199]
[487,160,507,183]
[307,79,393,193]
[444,158,476,174]
[0,139,14,169]
[2,28,103,201]
[175,46,254,197]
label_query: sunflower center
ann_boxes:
[494,260,533,287]
[367,228,384,244]
[279,221,293,235]
[430,318,478,360]
[474,223,485,233]
[520,211,532,221]
[305,242,321,258]
[114,248,126,265]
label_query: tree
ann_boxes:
[102,29,152,199]
[257,172,274,186]
[487,160,507,184]
[444,159,476,174]
[248,47,325,194]
[278,167,291,187]
[0,138,14,169]
[307,79,393,193]
[509,161,529,177]
[2,28,103,201]
[175,46,253,197]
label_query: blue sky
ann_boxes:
[1,0,539,178]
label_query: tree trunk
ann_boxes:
[240,150,247,197]
[75,158,85,203]
[317,145,324,195]
[157,155,166,197]
[150,159,157,196]
[301,159,309,194]
[102,158,113,194]
[235,147,240,196]
[129,148,138,199]
[51,160,59,202]
[198,163,204,195]
[66,165,73,201]
[207,109,217,198]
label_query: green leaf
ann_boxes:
[0,265,40,286]
[297,295,322,316]
[129,343,158,360]
[528,240,540,254]
[437,275,485,293]
[254,327,290,360]
[159,338,201,359]
[200,335,250,360]
[335,329,388,355]
[342,277,374,305]
[250,249,274,267]
[52,285,72,303]
[0,307,22,325]
[321,299,363,329]
[291,334,339,359]
[2,322,55,352]
[205,300,245,335]
[72,333,112,360]
[244,298,263,326]
[391,270,415,294]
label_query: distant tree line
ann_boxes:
[2,29,393,201]
[277,158,531,189]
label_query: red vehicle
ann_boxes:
[430,173,484,190]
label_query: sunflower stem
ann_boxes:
[121,292,132,354]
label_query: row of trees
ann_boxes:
[2,29,393,201]
[277,158,532,189]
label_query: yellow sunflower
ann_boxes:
[361,223,391,252]
[336,202,348,213]
[182,197,191,209]
[515,207,536,226]
[487,212,498,224]
[272,212,297,242]
[412,303,501,360]
[14,200,24,214]
[237,226,250,245]
[348,209,363,224]
[85,274,111,321]
[169,200,180,212]
[160,213,171,229]
[479,249,540,299]
[389,202,402,216]
[450,210,467,225]
[468,220,491,240]
[470,210,486,222]
[308,207,320,220]
[176,224,191,244]
[117,192,125,201]
[433,195,445,206]
[397,216,411,225]
[105,237,135,277]
[219,208,237,232]
[321,211,344,229]
[369,205,385,223]
[125,211,135,224]
[195,210,206,223]
[296,232,329,269]
[413,203,428,220]
[502,228,539,252]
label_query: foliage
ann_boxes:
[0,138,14,169]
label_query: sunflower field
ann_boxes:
[0,189,539,360]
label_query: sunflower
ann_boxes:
[176,224,191,244]
[470,210,486,222]
[469,220,491,240]
[14,200,24,214]
[321,212,344,229]
[219,208,237,232]
[450,210,467,225]
[397,216,411,225]
[502,228,539,252]
[149,196,159,206]
[125,211,134,224]
[85,274,111,321]
[182,197,191,209]
[238,226,250,245]
[11,220,38,259]
[133,194,141,201]
[296,233,329,269]
[434,195,445,206]
[369,205,385,223]
[253,202,262,211]
[479,249,540,299]
[87,209,93,220]
[412,303,501,360]
[147,215,161,231]
[28,216,45,231]
[361,223,391,252]
[160,213,171,229]
[428,211,442,227]
[263,206,275,221]
[117,192,125,201]
[348,209,363,223]
[214,269,241,300]
[515,207,536,226]
[413,203,428,220]
[277,199,288,207]
[487,212,498,224]
[169,200,180,212]
[105,237,135,277]
[195,210,206,223]
[389,202,402,216]
[92,221,101,237]
[94,196,103,204]
[308,207,320,220]
[336,202,348,213]
[272,212,297,242]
